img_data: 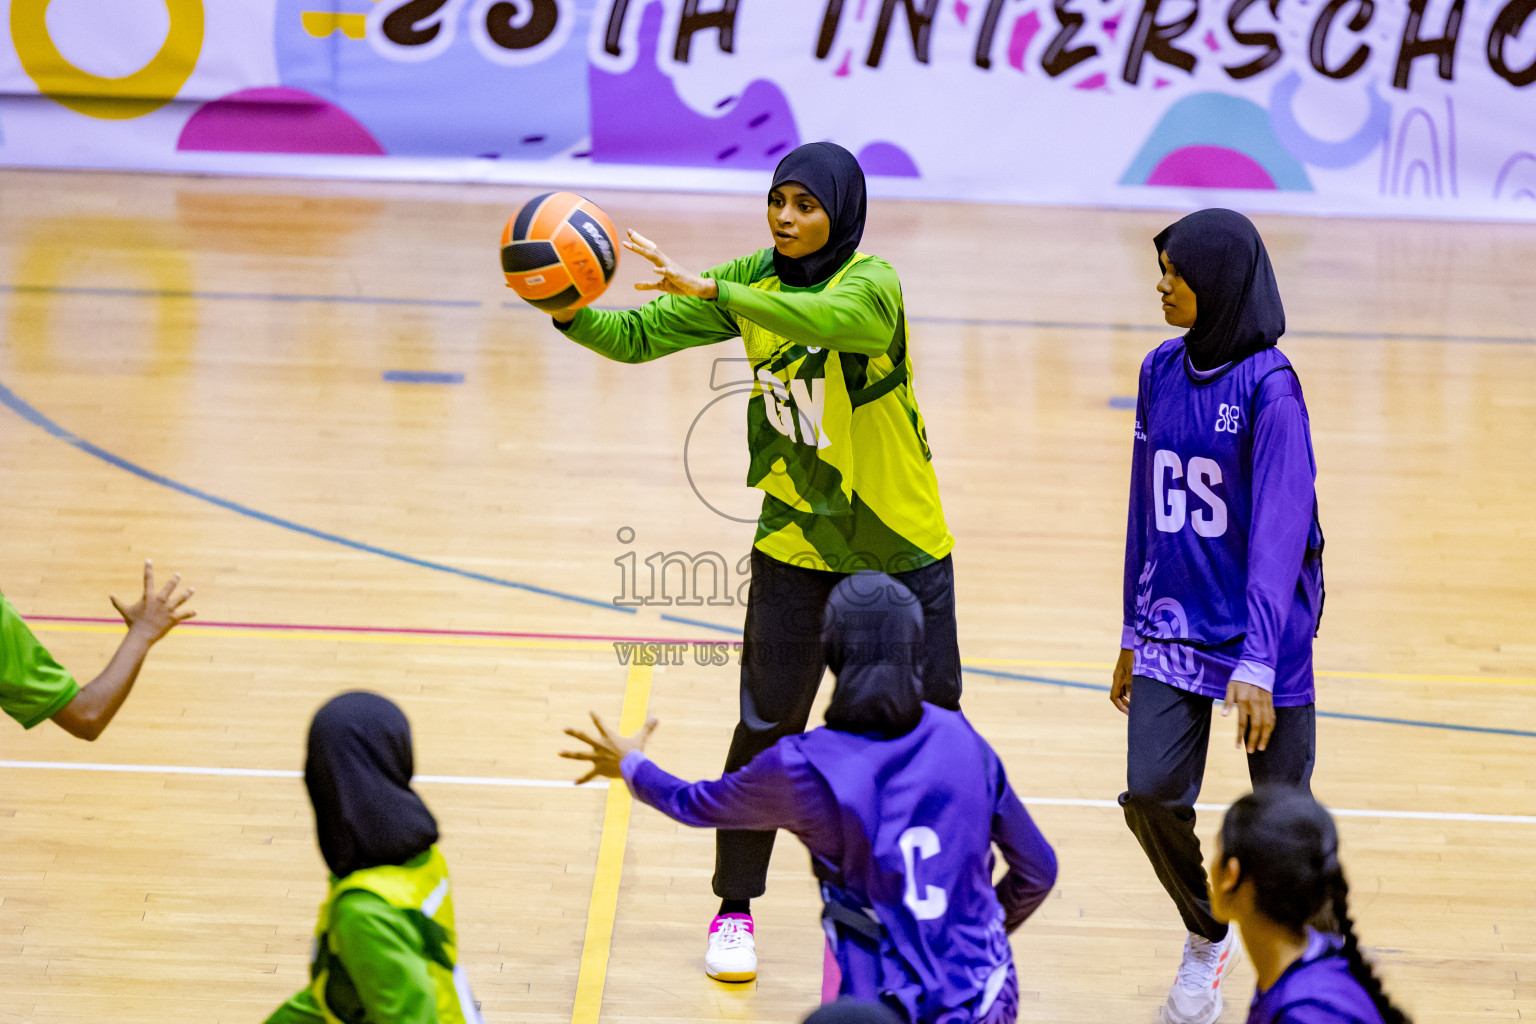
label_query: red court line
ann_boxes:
[24,614,734,647]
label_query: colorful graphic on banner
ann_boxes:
[0,0,1533,219]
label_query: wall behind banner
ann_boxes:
[1,0,1534,219]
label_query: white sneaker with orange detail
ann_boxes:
[1162,927,1240,1024]
[705,912,757,982]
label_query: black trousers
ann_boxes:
[1119,674,1316,941]
[712,548,962,900]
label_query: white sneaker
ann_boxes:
[705,913,757,982]
[1162,927,1240,1024]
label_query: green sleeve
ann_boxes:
[263,988,327,1024]
[714,256,902,358]
[329,891,439,1024]
[556,251,767,363]
[0,594,80,730]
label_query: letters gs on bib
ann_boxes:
[1153,451,1229,539]
[366,0,575,65]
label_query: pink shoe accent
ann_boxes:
[822,939,842,1003]
[711,912,753,936]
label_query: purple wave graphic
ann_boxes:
[589,2,797,168]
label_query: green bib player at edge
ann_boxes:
[548,142,961,983]
[265,692,484,1024]
[1,559,194,741]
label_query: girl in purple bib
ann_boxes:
[1210,788,1410,1024]
[561,573,1057,1024]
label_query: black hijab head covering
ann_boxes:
[803,999,906,1024]
[770,141,867,288]
[1154,208,1285,371]
[305,691,439,879]
[822,572,925,738]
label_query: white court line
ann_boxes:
[2,761,1532,824]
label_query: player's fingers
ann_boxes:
[563,727,600,747]
[576,769,599,785]
[633,280,663,291]
[627,230,662,262]
[171,586,195,610]
[558,750,597,762]
[172,610,197,624]
[143,559,154,596]
[157,572,181,601]
[1235,707,1249,750]
[590,712,614,741]
[641,718,659,742]
[1256,710,1275,752]
[109,595,127,618]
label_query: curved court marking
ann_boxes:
[1,759,1531,824]
[961,665,1536,739]
[0,379,631,615]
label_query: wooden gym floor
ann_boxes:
[0,169,1532,1023]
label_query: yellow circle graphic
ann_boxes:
[11,0,205,120]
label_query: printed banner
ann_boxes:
[1,0,1534,219]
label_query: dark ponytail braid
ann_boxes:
[1326,863,1411,1024]
[1220,787,1411,1024]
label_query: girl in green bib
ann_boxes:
[265,692,483,1024]
[549,142,959,983]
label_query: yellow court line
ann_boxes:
[570,660,654,1024]
[32,622,1536,686]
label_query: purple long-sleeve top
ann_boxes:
[621,708,1057,1020]
[1121,340,1324,706]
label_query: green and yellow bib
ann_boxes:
[308,846,481,1024]
[743,254,953,573]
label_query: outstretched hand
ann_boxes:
[623,230,719,300]
[560,713,659,785]
[110,559,196,646]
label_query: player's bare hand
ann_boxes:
[1222,680,1275,753]
[623,230,719,300]
[110,560,196,645]
[560,713,659,784]
[1110,648,1134,715]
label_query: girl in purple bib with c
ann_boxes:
[562,572,1058,1024]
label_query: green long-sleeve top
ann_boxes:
[560,248,952,573]
[265,846,479,1024]
[265,892,438,1024]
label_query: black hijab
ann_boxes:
[822,572,925,739]
[803,999,906,1024]
[305,691,439,879]
[770,142,867,288]
[1154,208,1285,371]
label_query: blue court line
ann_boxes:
[383,370,465,384]
[906,315,1535,347]
[660,612,742,633]
[963,666,1536,738]
[500,301,1533,347]
[0,379,630,615]
[0,283,481,309]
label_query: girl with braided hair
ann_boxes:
[1208,788,1410,1024]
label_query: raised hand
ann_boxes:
[560,712,659,785]
[110,559,196,645]
[623,230,719,300]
